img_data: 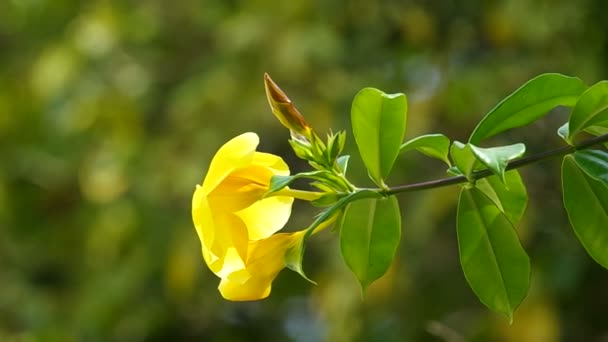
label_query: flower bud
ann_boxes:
[264,73,312,139]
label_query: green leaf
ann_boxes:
[340,195,401,293]
[573,150,608,186]
[286,189,382,280]
[457,187,530,322]
[470,143,526,183]
[562,155,608,269]
[585,125,608,137]
[469,73,587,144]
[584,126,608,148]
[475,171,528,226]
[568,81,608,141]
[351,88,407,187]
[400,133,451,166]
[450,141,480,181]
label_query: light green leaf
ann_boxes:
[457,187,530,322]
[351,88,407,187]
[475,171,528,226]
[562,155,608,269]
[574,150,608,187]
[400,133,451,166]
[450,141,480,181]
[340,195,401,293]
[470,143,526,183]
[568,81,608,141]
[470,73,587,144]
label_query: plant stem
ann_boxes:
[382,133,608,196]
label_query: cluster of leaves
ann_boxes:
[269,73,608,321]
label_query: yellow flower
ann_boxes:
[192,132,321,300]
[218,231,304,300]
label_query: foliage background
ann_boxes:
[1,1,607,341]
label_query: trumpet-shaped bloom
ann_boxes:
[218,231,304,300]
[192,132,318,300]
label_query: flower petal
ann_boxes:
[218,232,303,301]
[218,275,272,301]
[236,195,294,240]
[252,151,290,176]
[202,132,259,194]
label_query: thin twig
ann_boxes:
[381,133,608,196]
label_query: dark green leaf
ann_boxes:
[457,187,530,322]
[562,155,608,269]
[400,133,451,166]
[574,150,608,186]
[475,171,528,225]
[470,143,526,183]
[470,73,587,144]
[568,81,608,141]
[351,88,407,186]
[340,195,401,293]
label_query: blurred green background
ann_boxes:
[1,0,608,341]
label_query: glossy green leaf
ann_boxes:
[457,187,530,322]
[340,195,401,293]
[470,143,526,183]
[400,133,451,166]
[568,81,608,141]
[574,150,608,186]
[470,73,587,144]
[286,189,382,280]
[450,141,480,181]
[562,155,608,269]
[351,88,407,186]
[475,171,528,226]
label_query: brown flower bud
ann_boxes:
[264,73,312,139]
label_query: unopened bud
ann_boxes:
[264,73,312,139]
